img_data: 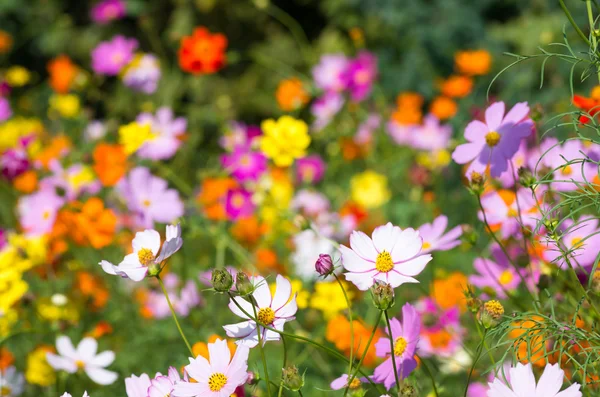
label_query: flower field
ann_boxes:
[2,0,600,396]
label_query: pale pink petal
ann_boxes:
[340,245,373,272]
[390,228,423,262]
[208,339,230,374]
[371,222,402,253]
[344,270,378,290]
[173,381,207,397]
[486,102,505,131]
[271,275,292,311]
[395,254,431,277]
[384,271,419,288]
[555,384,582,397]
[488,378,518,397]
[228,297,254,320]
[184,356,211,383]
[452,142,482,164]
[535,364,564,397]
[251,276,272,308]
[464,120,489,142]
[276,295,297,318]
[503,102,530,124]
[349,230,378,259]
[509,363,536,396]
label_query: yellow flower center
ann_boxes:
[485,131,501,147]
[43,210,51,220]
[507,207,518,217]
[499,270,513,286]
[75,360,85,369]
[375,251,394,273]
[142,199,151,207]
[571,237,584,249]
[137,248,155,266]
[0,386,11,396]
[484,300,504,319]
[348,377,361,389]
[394,336,407,356]
[208,372,228,392]
[422,241,431,250]
[231,193,245,209]
[257,307,275,324]
[562,165,573,176]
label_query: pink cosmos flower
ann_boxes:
[17,188,64,236]
[125,373,151,397]
[221,148,267,183]
[46,336,117,385]
[0,97,11,122]
[452,102,533,178]
[545,140,596,192]
[415,297,463,358]
[116,167,184,228]
[136,107,186,160]
[355,114,381,145]
[90,0,126,24]
[409,115,452,151]
[311,92,344,131]
[543,217,600,269]
[330,374,366,390]
[417,215,462,254]
[123,53,161,94]
[478,189,538,239]
[219,122,262,151]
[340,222,432,291]
[172,339,249,397]
[224,188,255,220]
[488,363,581,397]
[527,137,559,172]
[498,141,529,188]
[291,189,330,217]
[91,35,138,76]
[296,155,326,184]
[148,367,181,397]
[343,51,377,102]
[373,303,420,390]
[224,275,297,347]
[100,224,182,282]
[312,54,349,92]
[41,161,101,201]
[387,120,419,147]
[143,274,202,318]
[469,258,521,298]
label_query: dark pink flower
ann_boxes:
[91,35,138,76]
[90,0,126,24]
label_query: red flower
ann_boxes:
[573,86,600,123]
[178,27,227,74]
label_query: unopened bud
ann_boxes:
[480,300,505,329]
[246,371,259,385]
[235,271,253,296]
[282,366,304,391]
[315,254,334,277]
[211,269,233,292]
[517,167,536,188]
[371,281,395,310]
[468,172,485,195]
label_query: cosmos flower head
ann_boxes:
[90,0,126,24]
[312,54,349,93]
[417,215,462,254]
[91,35,138,76]
[135,107,187,160]
[122,53,161,94]
[342,51,378,102]
[487,363,581,397]
[221,148,267,183]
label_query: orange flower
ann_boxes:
[196,177,237,221]
[391,92,423,125]
[573,86,600,124]
[93,143,127,187]
[255,248,281,273]
[74,271,110,310]
[0,348,14,370]
[339,201,368,225]
[429,96,458,120]
[326,315,383,367]
[455,50,492,76]
[55,199,117,249]
[231,216,268,246]
[35,136,71,169]
[192,335,237,359]
[276,78,310,111]
[47,55,79,94]
[178,27,227,74]
[340,137,369,161]
[396,92,424,109]
[12,170,38,193]
[0,30,12,54]
[431,272,468,312]
[440,75,473,98]
[86,321,113,338]
[509,315,550,367]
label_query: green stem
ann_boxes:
[334,274,354,376]
[586,0,600,82]
[417,354,439,397]
[278,336,288,397]
[251,297,272,397]
[298,390,304,397]
[344,311,383,396]
[559,0,592,47]
[475,319,495,365]
[157,276,194,356]
[384,310,401,393]
[464,329,488,397]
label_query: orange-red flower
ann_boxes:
[178,27,227,74]
[196,177,237,221]
[391,92,423,125]
[54,198,117,249]
[326,315,383,367]
[440,75,473,98]
[93,143,127,187]
[429,96,458,120]
[47,55,79,94]
[12,170,38,193]
[454,50,492,76]
[0,348,14,370]
[573,86,600,124]
[431,272,468,312]
[230,216,268,246]
[0,30,12,54]
[74,271,110,310]
[276,78,310,111]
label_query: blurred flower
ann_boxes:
[260,116,310,167]
[310,280,353,319]
[5,66,30,87]
[452,101,533,178]
[41,162,100,200]
[117,167,184,227]
[178,27,227,74]
[0,30,12,54]
[122,53,161,94]
[12,170,37,193]
[417,215,462,254]
[455,50,492,76]
[291,229,335,280]
[25,345,56,386]
[0,98,11,122]
[440,75,473,98]
[296,155,326,184]
[0,349,14,371]
[330,374,362,391]
[488,363,581,397]
[100,224,182,281]
[85,121,107,141]
[429,96,458,120]
[373,303,420,390]
[230,216,267,246]
[416,297,463,358]
[219,122,262,151]
[17,188,64,236]
[0,270,27,313]
[36,294,79,323]
[478,189,537,239]
[197,177,237,221]
[340,222,431,290]
[311,92,344,131]
[118,121,155,155]
[55,198,117,249]
[343,51,377,102]
[407,115,452,151]
[0,309,17,338]
[431,272,469,312]
[544,217,600,269]
[125,373,151,397]
[1,148,28,180]
[350,170,390,209]
[391,92,423,125]
[90,0,126,24]
[224,275,297,347]
[545,140,595,191]
[142,274,202,318]
[354,114,380,145]
[49,94,80,118]
[312,54,349,92]
[148,367,180,397]
[326,315,383,367]
[291,190,330,217]
[135,107,186,160]
[93,143,127,187]
[0,366,24,397]
[47,55,79,94]
[221,148,267,182]
[35,135,71,170]
[276,77,310,111]
[91,35,138,76]
[75,272,109,310]
[173,339,249,396]
[469,258,520,298]
[46,336,117,385]
[224,188,255,220]
[573,86,600,124]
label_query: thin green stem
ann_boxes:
[251,297,272,397]
[384,310,401,393]
[560,0,592,47]
[417,354,439,397]
[475,318,495,365]
[344,311,383,396]
[298,390,304,397]
[334,274,354,376]
[278,336,288,397]
[464,329,488,397]
[157,276,194,356]
[586,0,600,82]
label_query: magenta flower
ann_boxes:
[452,101,533,178]
[373,303,420,390]
[136,107,186,160]
[219,122,262,151]
[311,92,344,131]
[312,54,349,92]
[17,188,64,236]
[342,51,377,102]
[469,258,521,298]
[116,167,184,228]
[543,217,600,269]
[417,215,462,254]
[0,228,6,251]
[224,188,255,221]
[221,148,267,183]
[1,148,29,180]
[0,97,11,122]
[91,35,138,76]
[409,115,452,151]
[90,0,126,24]
[123,53,161,94]
[295,155,326,184]
[340,222,432,291]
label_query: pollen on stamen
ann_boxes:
[137,248,155,266]
[485,131,501,147]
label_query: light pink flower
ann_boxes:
[417,215,462,254]
[148,367,181,397]
[340,222,432,291]
[469,258,521,298]
[17,188,64,236]
[125,373,151,397]
[488,363,581,397]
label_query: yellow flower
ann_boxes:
[0,269,28,312]
[260,116,310,167]
[67,165,95,191]
[350,170,391,209]
[26,345,57,386]
[119,121,155,155]
[37,294,79,323]
[49,94,81,118]
[416,150,451,170]
[0,308,17,337]
[0,117,43,153]
[5,66,30,86]
[1,233,48,273]
[310,280,354,319]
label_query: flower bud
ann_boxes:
[282,366,304,391]
[468,171,485,195]
[246,371,259,385]
[147,263,161,277]
[517,167,536,188]
[211,269,233,292]
[480,300,505,329]
[235,271,253,296]
[371,281,395,310]
[400,384,418,397]
[315,254,334,277]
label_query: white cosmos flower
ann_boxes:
[488,363,581,397]
[46,336,117,385]
[223,275,297,348]
[99,223,182,282]
[0,366,25,397]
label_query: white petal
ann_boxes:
[132,229,161,255]
[390,228,423,262]
[86,367,118,385]
[276,295,298,318]
[56,335,77,359]
[349,230,378,259]
[172,381,206,397]
[46,353,77,373]
[395,254,431,277]
[535,364,564,397]
[372,222,402,253]
[251,276,272,308]
[99,260,117,275]
[340,245,374,272]
[344,270,378,291]
[90,351,115,368]
[228,297,254,320]
[208,339,230,374]
[77,338,98,362]
[271,275,292,311]
[509,363,536,396]
[223,320,256,340]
